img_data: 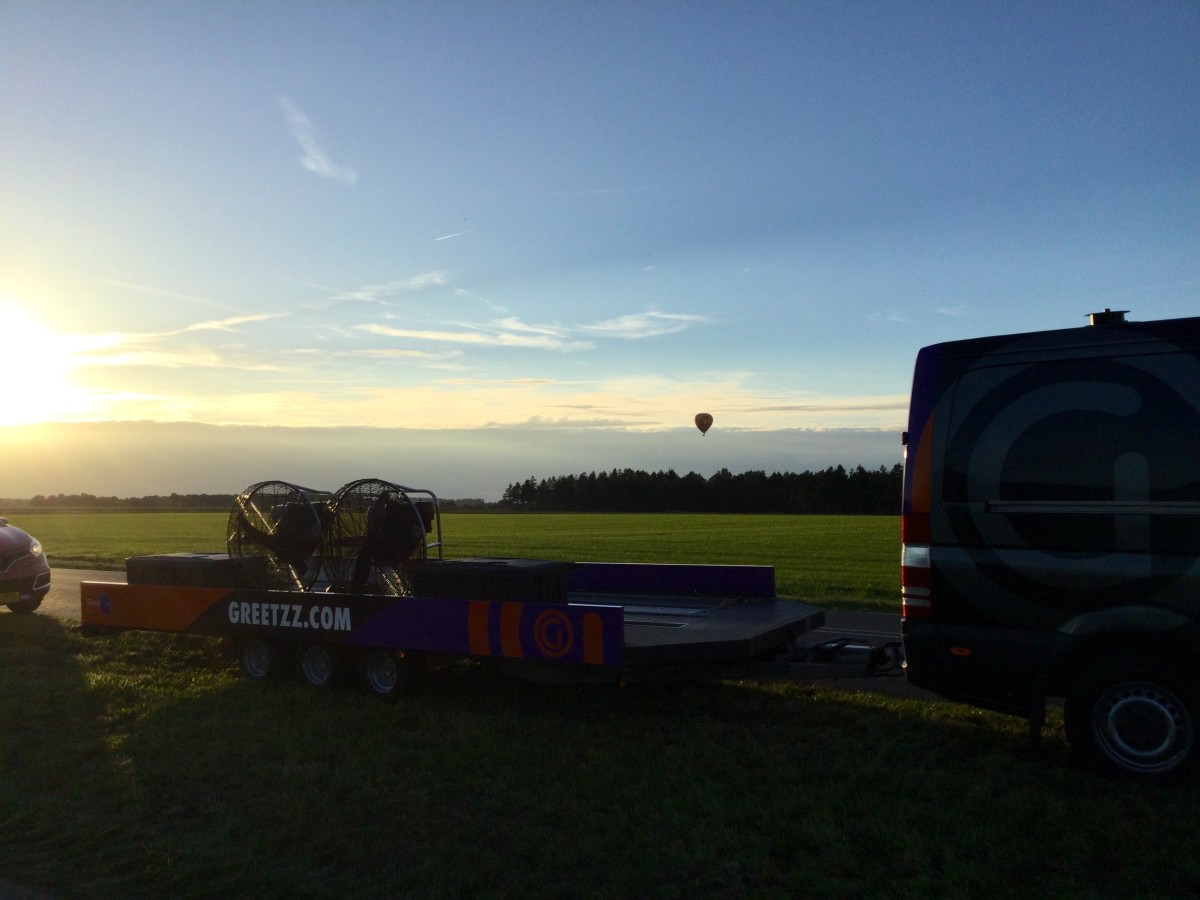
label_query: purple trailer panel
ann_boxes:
[349,595,624,666]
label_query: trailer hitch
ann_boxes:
[785,637,905,680]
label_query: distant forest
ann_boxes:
[10,493,237,510]
[3,463,904,515]
[500,465,903,514]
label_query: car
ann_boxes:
[0,517,51,614]
[901,310,1200,780]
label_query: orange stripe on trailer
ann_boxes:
[499,602,525,658]
[582,612,605,665]
[80,582,231,633]
[468,601,491,656]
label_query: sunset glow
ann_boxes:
[2,3,1195,498]
[0,301,98,426]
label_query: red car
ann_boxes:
[0,518,51,613]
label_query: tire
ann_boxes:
[5,598,41,614]
[296,643,340,689]
[239,638,283,681]
[1065,653,1198,781]
[358,649,408,700]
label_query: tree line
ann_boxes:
[2,493,491,511]
[8,493,236,510]
[4,463,904,515]
[500,464,903,514]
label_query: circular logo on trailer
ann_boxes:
[533,609,575,659]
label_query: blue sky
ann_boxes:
[1,1,1197,499]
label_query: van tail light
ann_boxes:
[901,512,932,620]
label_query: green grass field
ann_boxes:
[4,511,1197,897]
[12,511,899,609]
[1,615,1197,898]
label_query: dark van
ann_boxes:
[901,311,1200,780]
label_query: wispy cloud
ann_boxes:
[452,287,509,314]
[179,312,288,334]
[280,96,357,186]
[745,397,909,413]
[443,377,563,386]
[358,320,594,352]
[89,275,246,314]
[354,308,709,353]
[580,311,709,339]
[316,272,450,307]
[75,343,274,371]
[63,312,289,373]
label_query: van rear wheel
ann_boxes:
[1065,653,1198,781]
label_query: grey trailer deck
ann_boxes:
[572,591,826,666]
[566,561,826,667]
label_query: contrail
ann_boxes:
[435,230,470,241]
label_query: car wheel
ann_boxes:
[296,643,340,689]
[358,649,408,700]
[1065,653,1198,781]
[5,598,41,614]
[238,638,283,680]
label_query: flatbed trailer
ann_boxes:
[78,554,886,696]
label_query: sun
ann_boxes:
[0,300,95,426]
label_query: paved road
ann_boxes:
[31,566,121,621]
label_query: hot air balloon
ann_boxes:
[694,413,713,436]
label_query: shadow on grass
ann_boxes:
[0,612,169,896]
[3,622,1199,898]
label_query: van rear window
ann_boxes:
[942,353,1200,554]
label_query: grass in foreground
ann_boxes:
[2,614,1198,898]
[14,511,898,609]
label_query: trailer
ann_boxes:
[78,479,902,696]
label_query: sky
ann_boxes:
[1,1,1197,500]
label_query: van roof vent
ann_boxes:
[1087,308,1128,326]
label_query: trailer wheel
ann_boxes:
[358,649,408,700]
[239,638,282,680]
[296,643,340,689]
[1064,653,1198,781]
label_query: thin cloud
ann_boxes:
[306,272,451,308]
[358,321,593,352]
[89,275,246,314]
[179,312,288,333]
[452,287,509,314]
[443,377,563,386]
[745,398,909,413]
[280,96,358,186]
[581,311,709,339]
[77,345,276,371]
[353,308,709,353]
[60,312,289,374]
